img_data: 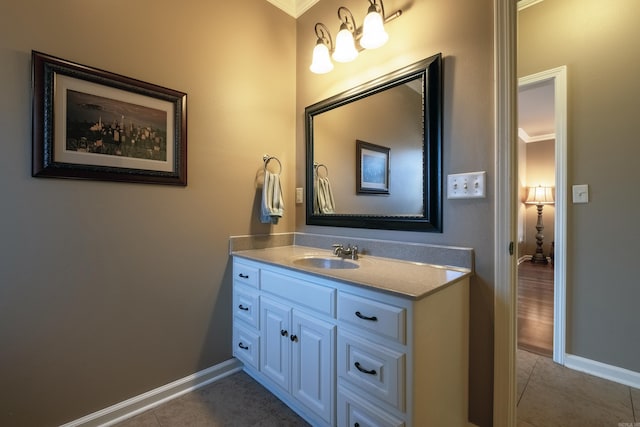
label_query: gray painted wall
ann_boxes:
[0,0,295,425]
[519,0,640,375]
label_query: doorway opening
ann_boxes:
[517,67,567,364]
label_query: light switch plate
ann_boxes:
[295,187,304,204]
[447,171,486,199]
[572,184,589,203]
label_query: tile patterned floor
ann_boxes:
[115,353,639,426]
[115,371,309,427]
[517,349,640,427]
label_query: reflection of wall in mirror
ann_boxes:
[314,82,423,215]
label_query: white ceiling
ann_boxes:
[518,79,555,142]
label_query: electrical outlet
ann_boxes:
[447,171,486,199]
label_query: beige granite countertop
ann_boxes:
[231,245,471,300]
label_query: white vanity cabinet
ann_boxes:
[233,259,337,427]
[232,256,469,427]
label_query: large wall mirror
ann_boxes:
[305,53,443,231]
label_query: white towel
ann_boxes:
[314,176,335,214]
[260,170,284,224]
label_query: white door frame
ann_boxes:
[493,0,517,426]
[494,1,569,425]
[518,67,568,364]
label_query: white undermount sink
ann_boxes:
[293,256,359,270]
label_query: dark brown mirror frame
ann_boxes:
[305,53,443,232]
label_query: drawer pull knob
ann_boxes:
[354,424,360,427]
[238,273,249,279]
[280,329,289,337]
[238,304,249,311]
[238,342,249,350]
[290,334,298,343]
[354,362,377,375]
[355,311,378,321]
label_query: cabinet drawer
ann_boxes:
[261,270,335,316]
[233,261,259,288]
[233,324,260,370]
[233,284,259,329]
[338,386,405,427]
[338,330,405,411]
[338,292,406,344]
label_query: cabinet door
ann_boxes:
[260,297,291,392]
[292,310,335,424]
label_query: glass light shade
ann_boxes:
[360,10,388,49]
[332,26,358,63]
[525,186,555,204]
[310,42,334,74]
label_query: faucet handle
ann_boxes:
[332,243,344,255]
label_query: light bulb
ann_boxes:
[332,24,358,63]
[360,8,388,50]
[310,42,334,74]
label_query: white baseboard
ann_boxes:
[564,354,640,389]
[61,358,243,427]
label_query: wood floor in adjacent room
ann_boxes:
[518,260,554,357]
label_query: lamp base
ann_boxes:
[530,253,548,264]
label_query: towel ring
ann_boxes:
[314,162,329,178]
[263,155,282,175]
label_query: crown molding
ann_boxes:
[517,0,544,12]
[266,0,320,18]
[518,127,555,143]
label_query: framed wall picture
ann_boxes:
[32,51,187,185]
[356,140,389,194]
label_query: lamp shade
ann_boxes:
[525,186,555,205]
[332,24,358,63]
[310,42,334,74]
[360,8,388,49]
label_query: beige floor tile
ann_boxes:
[518,356,634,427]
[517,350,539,402]
[114,372,308,427]
[533,356,632,405]
[631,387,640,422]
[115,410,160,427]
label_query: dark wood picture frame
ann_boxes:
[32,51,187,186]
[356,140,390,194]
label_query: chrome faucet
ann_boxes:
[332,244,358,260]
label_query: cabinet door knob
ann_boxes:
[355,311,378,321]
[238,304,249,311]
[290,334,298,342]
[280,329,288,337]
[238,342,249,350]
[354,361,377,375]
[238,273,249,279]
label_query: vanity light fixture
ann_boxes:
[309,0,402,74]
[310,23,334,74]
[332,7,359,63]
[360,0,389,49]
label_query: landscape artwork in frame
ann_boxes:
[32,51,187,185]
[356,140,390,194]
